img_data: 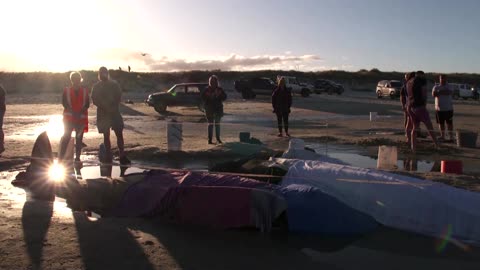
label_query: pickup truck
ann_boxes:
[449,83,479,100]
[281,76,312,97]
[234,77,276,99]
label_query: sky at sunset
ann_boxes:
[1,0,479,73]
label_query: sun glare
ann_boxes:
[35,115,65,140]
[49,160,66,183]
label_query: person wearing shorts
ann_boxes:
[91,67,130,165]
[432,74,454,141]
[406,71,439,152]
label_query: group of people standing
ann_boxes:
[60,67,130,166]
[199,75,293,144]
[401,71,454,153]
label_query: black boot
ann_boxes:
[215,124,222,144]
[208,124,214,144]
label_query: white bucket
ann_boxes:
[370,112,378,121]
[377,145,397,170]
[167,120,183,152]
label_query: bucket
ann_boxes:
[441,160,463,174]
[239,132,250,142]
[167,119,183,152]
[370,112,377,121]
[377,145,397,170]
[456,130,477,148]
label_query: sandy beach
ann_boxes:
[1,88,480,269]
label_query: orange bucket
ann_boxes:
[441,160,463,175]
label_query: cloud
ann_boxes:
[87,49,322,71]
[147,53,322,72]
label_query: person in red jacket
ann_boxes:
[272,77,292,137]
[59,72,89,166]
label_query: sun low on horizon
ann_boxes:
[0,0,153,72]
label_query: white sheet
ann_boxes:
[278,158,480,246]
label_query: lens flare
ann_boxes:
[48,160,66,182]
[435,224,471,253]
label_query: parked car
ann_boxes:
[145,83,208,114]
[376,80,402,99]
[234,77,276,99]
[313,79,344,95]
[282,76,312,97]
[448,83,479,100]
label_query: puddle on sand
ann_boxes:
[308,143,436,173]
[1,171,73,218]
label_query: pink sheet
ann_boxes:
[159,186,253,229]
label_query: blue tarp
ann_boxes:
[280,184,379,235]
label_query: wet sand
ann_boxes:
[2,89,480,269]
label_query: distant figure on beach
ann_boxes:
[128,65,131,73]
[91,67,131,165]
[0,84,6,155]
[407,71,439,152]
[201,75,226,144]
[432,74,454,142]
[272,77,292,137]
[59,72,89,166]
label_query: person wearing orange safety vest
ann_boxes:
[59,72,90,166]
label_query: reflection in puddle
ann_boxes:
[309,143,435,173]
[1,171,73,219]
[80,166,145,179]
[6,114,98,141]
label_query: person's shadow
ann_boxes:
[21,198,53,270]
[71,168,155,270]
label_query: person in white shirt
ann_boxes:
[432,74,454,141]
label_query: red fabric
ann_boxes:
[63,87,89,132]
[162,186,252,229]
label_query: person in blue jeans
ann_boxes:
[201,75,227,144]
[272,77,292,137]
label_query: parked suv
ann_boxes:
[234,77,276,99]
[145,83,208,114]
[282,76,312,97]
[313,79,344,95]
[376,80,402,99]
[449,83,479,100]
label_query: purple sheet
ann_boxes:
[158,186,253,229]
[113,170,279,218]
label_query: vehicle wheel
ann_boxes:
[453,93,459,100]
[377,91,382,99]
[242,89,255,99]
[463,97,468,100]
[301,88,310,97]
[474,93,479,100]
[154,102,167,114]
[390,93,396,99]
[337,91,342,95]
[327,89,333,95]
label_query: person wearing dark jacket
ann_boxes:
[201,75,227,144]
[272,77,292,137]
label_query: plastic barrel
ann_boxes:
[456,130,477,148]
[441,160,463,174]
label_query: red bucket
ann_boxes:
[441,160,463,175]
